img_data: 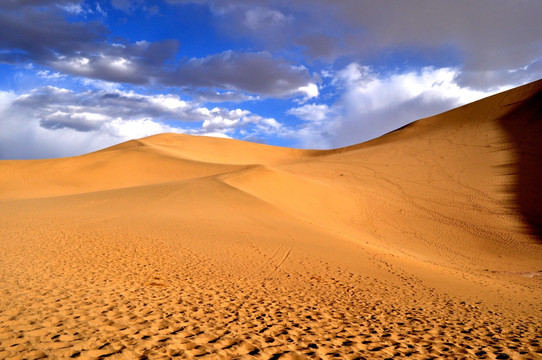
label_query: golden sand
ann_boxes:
[1,80,541,359]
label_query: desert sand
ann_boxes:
[1,80,541,359]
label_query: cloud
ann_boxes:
[0,5,107,64]
[455,59,542,91]
[0,87,177,159]
[12,86,277,132]
[189,89,258,103]
[197,109,282,136]
[0,89,160,160]
[328,0,541,88]
[47,39,181,84]
[0,3,317,99]
[1,0,539,158]
[295,33,341,60]
[296,83,319,101]
[58,2,84,14]
[287,104,330,122]
[170,0,542,89]
[40,110,110,132]
[242,7,293,30]
[0,86,284,159]
[5,1,535,99]
[0,90,16,112]
[166,51,318,98]
[36,70,66,80]
[289,64,504,148]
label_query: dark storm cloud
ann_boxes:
[326,0,542,88]
[165,51,315,97]
[48,40,181,84]
[0,3,179,83]
[0,1,316,98]
[0,5,106,63]
[294,33,341,61]
[170,0,542,89]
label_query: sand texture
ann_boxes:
[1,80,542,359]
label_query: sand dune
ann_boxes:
[1,80,541,359]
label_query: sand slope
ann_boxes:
[1,80,541,359]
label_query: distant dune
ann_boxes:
[1,80,541,359]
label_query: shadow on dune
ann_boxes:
[498,87,542,242]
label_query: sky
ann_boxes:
[0,0,541,159]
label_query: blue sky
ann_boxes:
[0,0,541,159]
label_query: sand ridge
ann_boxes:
[1,80,542,359]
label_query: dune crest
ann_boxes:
[1,80,541,359]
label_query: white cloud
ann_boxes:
[287,104,330,122]
[103,118,179,139]
[148,94,189,110]
[336,64,497,115]
[0,91,16,112]
[186,131,232,139]
[0,86,284,159]
[37,70,66,80]
[59,3,84,14]
[110,57,132,72]
[200,108,278,135]
[296,83,319,101]
[0,94,183,159]
[292,64,507,148]
[54,56,91,74]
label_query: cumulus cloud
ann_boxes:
[0,86,283,159]
[289,64,504,148]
